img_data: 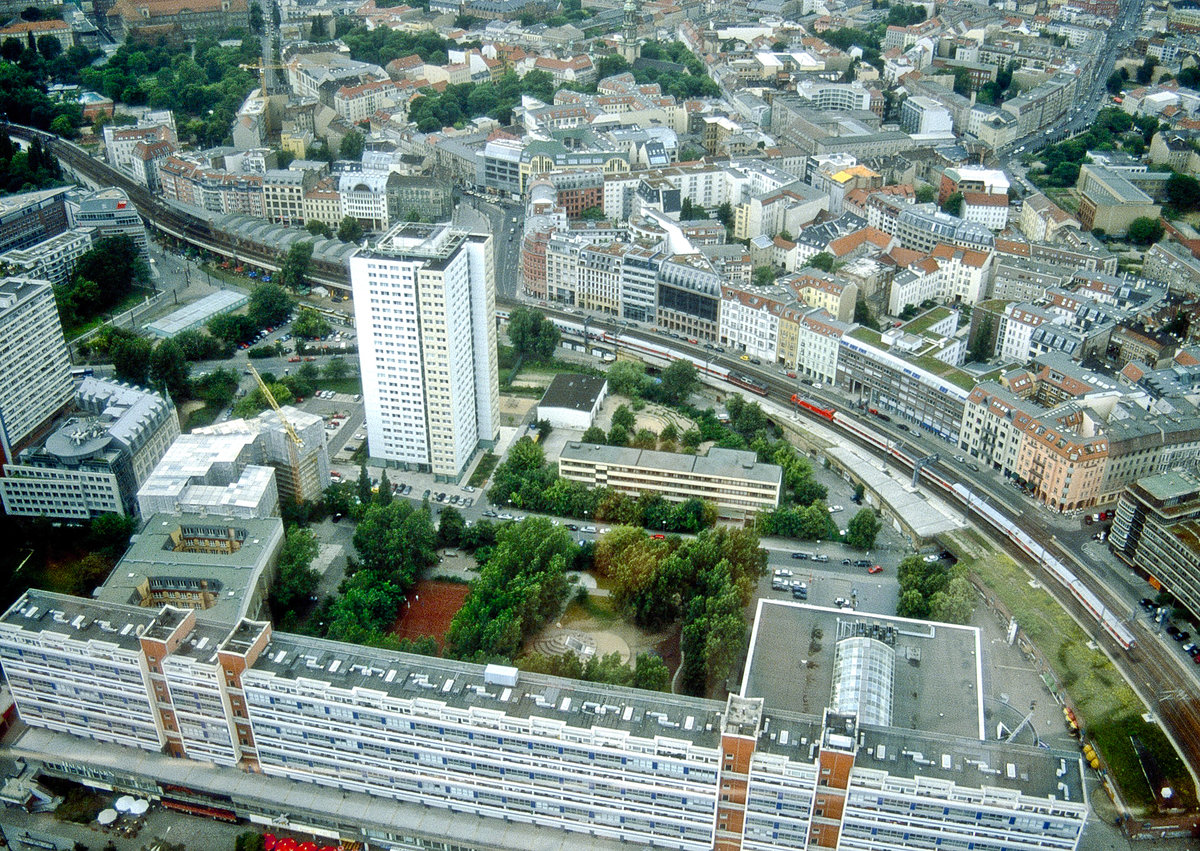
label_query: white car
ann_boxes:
[923,554,939,563]
[581,525,597,533]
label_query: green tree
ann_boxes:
[1167,173,1200,211]
[337,215,365,242]
[376,469,393,506]
[607,359,648,397]
[715,201,733,227]
[854,295,879,330]
[753,265,775,286]
[679,145,700,162]
[339,130,365,159]
[324,357,350,380]
[897,588,928,619]
[269,527,321,624]
[305,219,332,238]
[88,512,137,559]
[845,508,881,550]
[507,307,560,361]
[577,205,606,221]
[49,114,77,139]
[581,425,606,443]
[357,462,372,508]
[808,252,835,272]
[915,184,936,203]
[657,359,698,405]
[1127,216,1164,245]
[278,241,314,291]
[631,652,670,691]
[249,1,264,32]
[679,197,700,219]
[951,68,972,96]
[1136,56,1157,85]
[110,333,153,386]
[149,337,191,400]
[969,314,993,363]
[942,192,964,217]
[439,505,465,547]
[247,281,294,328]
[607,423,630,446]
[611,403,636,432]
[1106,70,1125,94]
[929,576,976,624]
[293,306,331,340]
[193,367,239,409]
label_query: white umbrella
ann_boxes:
[114,795,134,813]
[97,809,118,825]
[129,799,149,816]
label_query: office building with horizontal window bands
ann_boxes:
[0,590,1088,851]
[350,222,499,481]
[558,442,783,520]
[1110,469,1200,622]
[0,277,74,468]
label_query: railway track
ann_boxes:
[17,124,1200,798]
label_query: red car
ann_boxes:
[288,356,301,363]
[651,533,666,540]
[868,565,883,574]
[304,356,316,362]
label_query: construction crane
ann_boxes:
[247,363,302,447]
[238,60,288,98]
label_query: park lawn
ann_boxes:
[562,593,620,625]
[312,376,362,395]
[183,402,222,432]
[467,452,499,489]
[945,527,1195,812]
[63,288,151,340]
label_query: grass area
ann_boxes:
[946,528,1196,813]
[63,288,152,341]
[183,402,223,432]
[468,452,499,489]
[313,376,362,395]
[200,262,254,290]
[1043,186,1080,215]
[501,385,546,398]
[563,593,620,624]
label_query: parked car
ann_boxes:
[1139,597,1155,611]
[773,569,793,577]
[853,559,871,567]
[792,552,810,560]
[868,565,883,574]
[812,554,829,563]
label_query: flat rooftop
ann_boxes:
[560,443,783,486]
[538,373,607,413]
[741,600,984,741]
[94,514,283,625]
[250,632,726,749]
[146,289,249,338]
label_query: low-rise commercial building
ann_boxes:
[536,374,607,430]
[559,442,782,520]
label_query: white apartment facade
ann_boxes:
[339,171,391,232]
[998,302,1056,362]
[0,587,1089,851]
[0,278,74,467]
[350,222,499,480]
[795,308,849,385]
[0,228,95,287]
[720,286,783,363]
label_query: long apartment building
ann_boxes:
[558,443,782,520]
[0,589,1088,851]
[0,277,74,467]
[349,222,499,480]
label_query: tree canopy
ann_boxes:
[506,307,560,361]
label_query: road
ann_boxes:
[516,301,1200,791]
[455,189,523,297]
[997,0,1145,161]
